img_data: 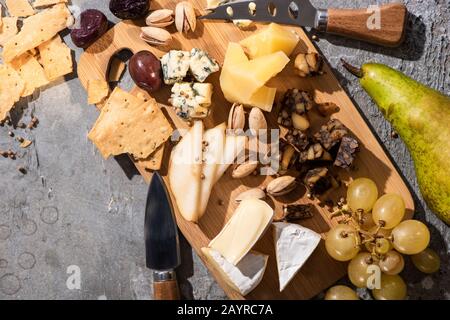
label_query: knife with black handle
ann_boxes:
[201,0,407,47]
[145,172,181,300]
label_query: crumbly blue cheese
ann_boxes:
[161,50,191,84]
[170,82,213,120]
[189,48,220,83]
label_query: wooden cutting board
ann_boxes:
[77,0,415,300]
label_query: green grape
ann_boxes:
[372,274,407,300]
[325,224,360,262]
[392,220,430,255]
[348,252,376,288]
[325,285,359,300]
[375,238,391,255]
[411,248,440,274]
[372,194,405,229]
[347,178,379,213]
[365,227,392,252]
[379,251,405,275]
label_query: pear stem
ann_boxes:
[341,59,363,78]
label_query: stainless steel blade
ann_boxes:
[145,172,180,271]
[201,0,319,28]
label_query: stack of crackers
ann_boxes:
[0,1,73,120]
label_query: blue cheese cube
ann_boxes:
[189,48,220,83]
[170,82,213,120]
[161,50,191,84]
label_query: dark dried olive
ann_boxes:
[129,51,163,93]
[70,9,109,49]
[109,0,150,20]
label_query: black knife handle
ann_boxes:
[153,271,180,300]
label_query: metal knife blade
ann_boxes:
[145,172,180,271]
[201,0,324,29]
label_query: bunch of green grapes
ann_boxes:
[324,178,440,301]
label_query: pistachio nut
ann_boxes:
[175,1,197,34]
[228,103,245,132]
[146,9,174,27]
[232,161,258,179]
[266,176,297,197]
[140,27,172,46]
[249,107,267,132]
[235,188,266,202]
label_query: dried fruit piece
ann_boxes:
[314,119,349,150]
[267,176,297,197]
[109,0,150,20]
[276,204,314,222]
[70,9,108,48]
[279,144,298,174]
[303,167,334,195]
[334,136,359,169]
[294,52,324,77]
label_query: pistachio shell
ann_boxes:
[267,176,297,197]
[228,103,245,132]
[175,1,196,34]
[140,27,172,46]
[232,161,258,179]
[249,107,267,132]
[146,9,174,27]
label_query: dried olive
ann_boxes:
[70,9,109,49]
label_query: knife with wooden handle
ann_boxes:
[145,172,181,300]
[201,0,408,47]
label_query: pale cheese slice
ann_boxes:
[209,199,274,265]
[169,121,204,222]
[202,248,268,296]
[214,134,247,184]
[273,222,321,292]
[198,123,226,220]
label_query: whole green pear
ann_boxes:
[344,61,450,224]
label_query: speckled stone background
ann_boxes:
[0,0,448,300]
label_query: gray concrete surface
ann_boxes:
[0,0,449,300]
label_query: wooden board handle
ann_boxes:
[153,280,180,300]
[326,4,407,47]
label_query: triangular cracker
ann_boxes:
[88,87,173,160]
[5,0,35,17]
[0,64,25,120]
[38,34,73,81]
[0,17,18,47]
[9,52,49,97]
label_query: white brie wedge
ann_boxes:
[273,222,321,292]
[202,248,268,296]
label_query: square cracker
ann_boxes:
[9,52,49,97]
[0,17,18,47]
[88,87,173,160]
[136,145,165,171]
[33,0,68,8]
[87,80,110,105]
[5,0,35,17]
[38,34,73,81]
[0,64,25,120]
[3,4,71,62]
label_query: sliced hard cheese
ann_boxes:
[209,199,274,265]
[243,86,277,112]
[240,23,299,59]
[198,123,226,220]
[202,248,268,296]
[169,121,204,222]
[273,222,321,292]
[223,42,249,66]
[214,134,247,184]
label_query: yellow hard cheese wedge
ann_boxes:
[209,199,274,265]
[220,43,289,111]
[240,23,299,59]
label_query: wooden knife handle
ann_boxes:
[326,4,407,47]
[153,280,180,300]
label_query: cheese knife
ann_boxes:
[145,172,181,300]
[201,0,407,47]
